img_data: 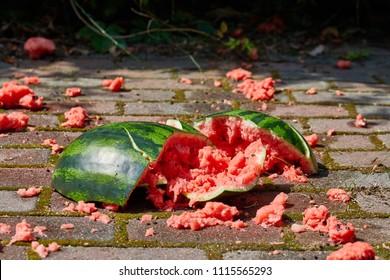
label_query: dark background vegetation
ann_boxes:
[1,0,389,58]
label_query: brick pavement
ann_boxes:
[0,45,389,260]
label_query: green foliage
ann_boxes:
[342,50,370,61]
[77,23,126,53]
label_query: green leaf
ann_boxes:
[92,37,112,53]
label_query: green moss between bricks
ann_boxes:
[116,101,126,116]
[327,81,338,90]
[342,103,358,117]
[35,187,53,212]
[173,89,186,102]
[270,70,281,80]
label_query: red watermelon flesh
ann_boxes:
[139,132,266,209]
[195,116,310,174]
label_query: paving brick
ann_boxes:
[100,115,171,125]
[221,191,347,216]
[46,246,207,260]
[0,245,27,260]
[128,78,209,90]
[124,101,232,115]
[308,118,390,133]
[278,80,329,90]
[77,89,176,102]
[355,105,390,118]
[292,219,390,247]
[293,91,390,105]
[39,77,103,88]
[177,69,227,79]
[223,250,330,260]
[240,104,349,117]
[28,114,59,128]
[301,170,389,189]
[0,216,115,242]
[0,190,38,212]
[377,134,390,148]
[127,218,284,244]
[349,219,390,244]
[0,168,52,187]
[333,82,390,93]
[327,135,376,150]
[355,192,390,213]
[0,131,81,146]
[80,69,174,79]
[0,148,50,165]
[185,90,247,102]
[329,151,390,168]
[44,101,118,115]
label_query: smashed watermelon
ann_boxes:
[52,110,317,209]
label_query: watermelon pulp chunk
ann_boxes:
[194,115,315,175]
[139,133,266,208]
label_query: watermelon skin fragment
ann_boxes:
[193,110,318,175]
[52,122,196,206]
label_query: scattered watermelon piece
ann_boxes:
[354,114,367,127]
[214,80,222,87]
[140,214,153,223]
[33,226,47,237]
[326,242,375,260]
[17,186,42,197]
[145,227,155,237]
[166,202,242,231]
[226,68,252,81]
[65,87,83,97]
[23,76,40,85]
[306,87,317,95]
[0,81,35,108]
[18,94,43,110]
[232,77,275,101]
[253,192,288,227]
[31,241,60,259]
[326,188,351,203]
[0,112,29,132]
[102,77,124,92]
[24,37,56,59]
[43,138,64,154]
[89,211,111,224]
[61,106,90,128]
[10,219,35,244]
[0,223,12,234]
[302,205,330,232]
[282,165,309,183]
[327,216,355,244]
[179,77,192,85]
[337,60,351,69]
[60,223,74,230]
[304,133,319,148]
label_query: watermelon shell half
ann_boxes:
[193,110,318,175]
[52,122,208,206]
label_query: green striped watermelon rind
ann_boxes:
[51,121,203,206]
[193,110,318,175]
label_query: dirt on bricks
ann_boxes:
[0,47,389,260]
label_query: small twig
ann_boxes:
[188,54,206,82]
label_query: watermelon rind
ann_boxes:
[193,110,318,175]
[51,122,193,206]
